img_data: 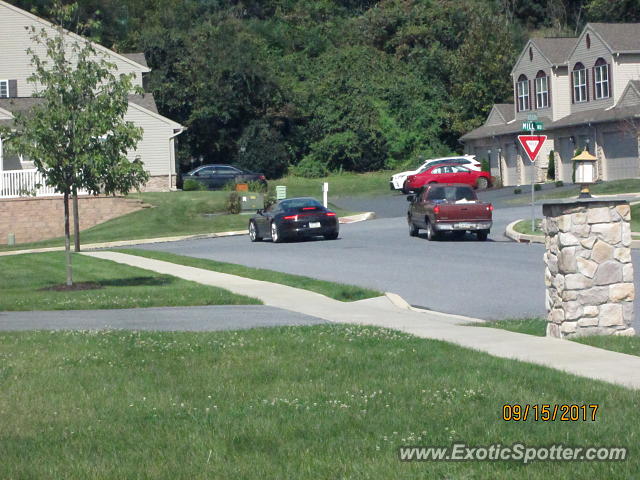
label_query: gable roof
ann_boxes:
[588,23,640,53]
[0,0,151,73]
[494,104,515,123]
[530,37,576,65]
[122,53,148,69]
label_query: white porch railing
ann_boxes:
[0,169,86,198]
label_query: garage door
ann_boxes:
[503,144,517,186]
[602,131,639,180]
[558,137,574,183]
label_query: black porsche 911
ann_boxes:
[248,197,339,243]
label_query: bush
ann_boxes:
[547,152,555,180]
[555,180,564,187]
[291,156,329,178]
[492,176,503,189]
[225,192,241,214]
[534,183,542,191]
[183,179,206,191]
[247,180,268,193]
[514,188,522,194]
[480,158,490,172]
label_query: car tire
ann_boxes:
[477,230,489,241]
[408,218,419,237]
[476,177,489,190]
[425,220,439,241]
[271,222,283,243]
[324,231,339,240]
[249,220,262,242]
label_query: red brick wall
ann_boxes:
[0,195,146,245]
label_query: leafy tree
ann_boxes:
[5,5,147,285]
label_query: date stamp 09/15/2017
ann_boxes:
[502,404,599,422]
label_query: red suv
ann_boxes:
[404,164,491,192]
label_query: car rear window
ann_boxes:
[427,186,476,202]
[279,198,323,209]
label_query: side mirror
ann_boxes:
[257,209,264,215]
[406,195,415,202]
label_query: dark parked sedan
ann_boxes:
[248,197,339,243]
[182,164,267,190]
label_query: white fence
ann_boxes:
[0,169,85,198]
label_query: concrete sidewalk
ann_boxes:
[83,251,640,390]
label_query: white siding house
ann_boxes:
[0,0,184,195]
[461,23,640,186]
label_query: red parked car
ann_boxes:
[404,163,491,192]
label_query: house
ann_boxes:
[460,23,640,187]
[0,0,184,196]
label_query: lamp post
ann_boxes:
[572,150,597,198]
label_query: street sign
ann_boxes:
[522,121,544,131]
[517,135,547,163]
[527,113,538,121]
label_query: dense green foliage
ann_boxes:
[8,0,632,177]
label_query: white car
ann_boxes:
[390,155,482,192]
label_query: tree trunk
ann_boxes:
[64,191,73,286]
[73,186,80,252]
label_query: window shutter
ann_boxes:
[533,78,538,110]
[585,69,590,101]
[592,67,596,99]
[515,83,519,112]
[547,76,552,108]
[8,80,17,98]
[528,80,532,110]
[571,73,574,104]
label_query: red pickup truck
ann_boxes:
[406,183,493,241]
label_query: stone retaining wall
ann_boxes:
[0,195,146,245]
[543,199,635,338]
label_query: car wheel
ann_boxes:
[249,220,262,242]
[425,220,439,241]
[476,177,489,190]
[271,222,283,243]
[477,230,489,241]
[324,231,339,240]
[408,218,419,237]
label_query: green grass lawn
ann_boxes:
[1,325,638,479]
[118,248,381,302]
[475,317,640,357]
[0,252,259,311]
[512,219,543,235]
[508,179,640,206]
[271,170,395,198]
[0,189,361,252]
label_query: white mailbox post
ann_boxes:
[323,182,328,207]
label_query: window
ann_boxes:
[216,166,240,174]
[535,71,549,109]
[431,167,444,174]
[594,58,610,100]
[572,63,588,103]
[0,80,8,98]
[516,75,530,111]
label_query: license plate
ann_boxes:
[309,222,321,228]
[458,223,474,229]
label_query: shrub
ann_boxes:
[247,180,268,193]
[291,156,330,178]
[534,183,542,191]
[183,179,206,191]
[555,180,564,187]
[225,192,241,214]
[491,176,503,189]
[480,158,490,172]
[514,188,522,194]
[547,152,555,180]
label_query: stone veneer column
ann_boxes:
[543,198,635,338]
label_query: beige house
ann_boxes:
[461,23,640,187]
[0,0,184,196]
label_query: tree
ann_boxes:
[5,4,147,286]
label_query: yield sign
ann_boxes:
[517,135,547,163]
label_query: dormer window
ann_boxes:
[0,80,8,98]
[594,58,610,100]
[535,71,549,109]
[572,63,588,103]
[516,74,530,112]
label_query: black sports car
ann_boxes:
[248,197,339,243]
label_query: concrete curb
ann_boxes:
[384,292,486,323]
[504,219,545,244]
[505,218,640,249]
[0,212,377,257]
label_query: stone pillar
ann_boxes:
[543,198,635,338]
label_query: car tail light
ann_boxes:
[302,207,316,210]
[283,215,297,220]
[487,204,494,211]
[434,205,440,214]
[259,175,266,180]
[326,212,336,217]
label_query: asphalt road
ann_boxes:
[0,306,326,331]
[131,193,640,331]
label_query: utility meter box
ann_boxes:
[240,193,264,213]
